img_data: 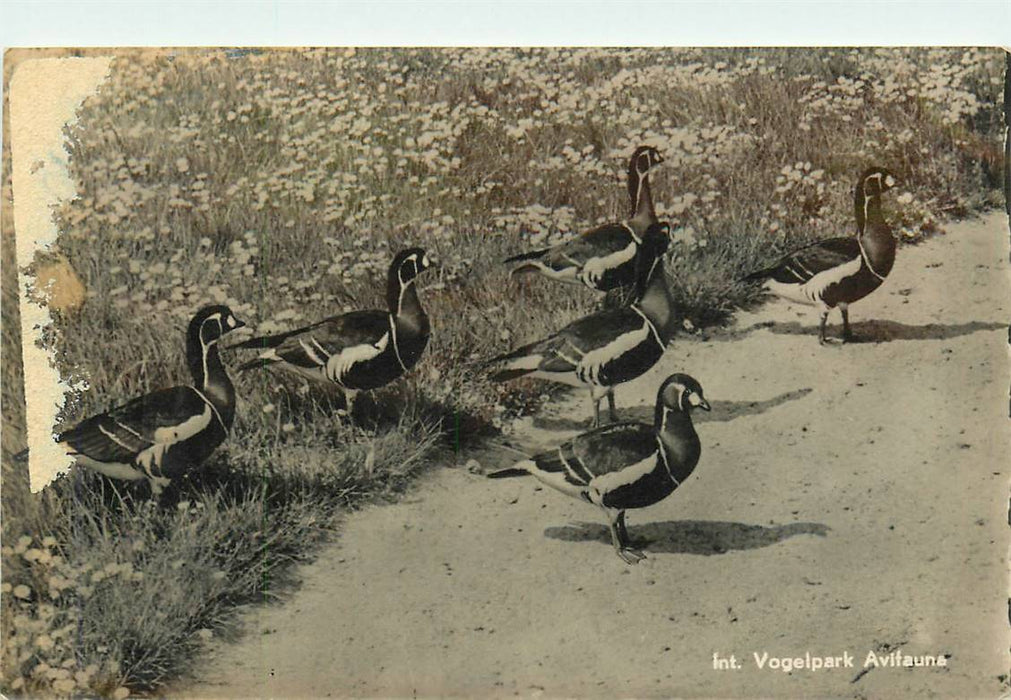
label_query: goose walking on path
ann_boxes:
[742,166,898,344]
[488,373,710,565]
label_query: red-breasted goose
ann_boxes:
[505,146,666,292]
[233,248,433,416]
[488,373,710,564]
[58,305,245,497]
[743,166,898,343]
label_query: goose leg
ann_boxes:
[606,390,618,424]
[148,476,170,501]
[590,391,601,428]
[341,389,358,422]
[138,454,170,501]
[617,510,630,542]
[589,385,612,428]
[607,509,646,565]
[818,309,830,345]
[839,303,853,342]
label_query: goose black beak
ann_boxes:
[697,398,711,412]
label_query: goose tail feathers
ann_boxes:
[486,464,534,479]
[503,248,548,265]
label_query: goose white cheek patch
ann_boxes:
[10,56,113,492]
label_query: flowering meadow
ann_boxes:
[2,47,1004,696]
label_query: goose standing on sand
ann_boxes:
[488,373,710,565]
[487,223,676,427]
[505,146,666,292]
[233,248,434,417]
[56,305,245,497]
[742,166,898,344]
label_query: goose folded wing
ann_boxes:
[515,309,641,373]
[572,423,658,478]
[60,387,211,462]
[551,308,648,358]
[270,310,390,369]
[769,237,862,284]
[531,423,655,486]
[540,223,636,269]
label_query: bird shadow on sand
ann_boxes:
[545,519,829,556]
[712,319,1006,343]
[532,387,813,432]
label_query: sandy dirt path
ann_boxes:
[178,212,1010,699]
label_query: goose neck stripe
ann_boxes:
[631,306,664,348]
[397,278,416,317]
[621,221,641,244]
[858,238,887,281]
[191,387,227,433]
[656,438,679,485]
[201,337,211,392]
[389,316,409,372]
